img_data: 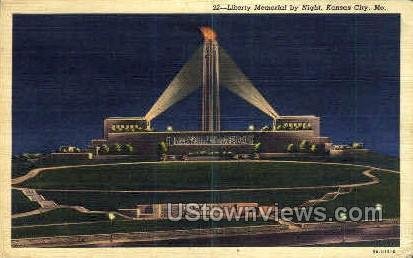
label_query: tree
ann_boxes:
[287,143,295,153]
[254,142,262,153]
[352,142,363,149]
[111,143,122,154]
[100,144,110,154]
[299,140,310,152]
[124,144,134,153]
[310,144,318,153]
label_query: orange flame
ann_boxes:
[200,26,217,41]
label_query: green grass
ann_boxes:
[12,155,153,179]
[18,162,369,190]
[12,189,39,214]
[39,188,332,210]
[16,161,374,214]
[12,158,36,178]
[12,217,273,239]
[319,171,399,219]
[12,208,109,226]
[267,152,399,171]
[330,152,399,171]
[11,159,399,241]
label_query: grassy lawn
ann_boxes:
[12,155,153,179]
[268,152,399,171]
[319,171,399,219]
[12,158,37,178]
[12,208,108,226]
[12,189,39,214]
[18,162,369,190]
[330,152,399,171]
[12,217,274,239]
[11,159,399,240]
[39,188,332,210]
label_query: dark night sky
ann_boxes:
[12,14,399,156]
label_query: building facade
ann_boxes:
[88,27,331,159]
[90,115,330,159]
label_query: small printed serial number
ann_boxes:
[372,249,396,254]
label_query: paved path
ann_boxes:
[12,187,134,220]
[11,220,400,247]
[11,160,399,186]
[12,187,59,219]
[20,188,58,208]
[11,160,399,219]
[13,220,115,229]
[27,168,379,193]
[301,169,379,207]
[11,207,58,219]
[12,160,277,185]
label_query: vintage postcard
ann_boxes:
[1,0,412,257]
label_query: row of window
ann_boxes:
[111,124,147,131]
[275,122,313,131]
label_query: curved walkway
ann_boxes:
[12,187,134,220]
[299,168,379,207]
[11,160,399,218]
[12,159,398,186]
[12,207,57,219]
[16,168,380,194]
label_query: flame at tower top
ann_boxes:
[200,26,217,41]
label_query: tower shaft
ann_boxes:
[202,39,220,131]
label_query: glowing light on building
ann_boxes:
[144,47,203,122]
[145,26,279,128]
[219,47,279,119]
[200,26,217,41]
[201,27,220,131]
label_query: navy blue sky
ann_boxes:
[12,14,399,156]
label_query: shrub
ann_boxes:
[310,144,318,153]
[299,140,310,152]
[111,143,122,154]
[100,144,110,154]
[159,141,168,155]
[124,144,134,153]
[254,142,262,153]
[352,142,364,149]
[287,143,295,153]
